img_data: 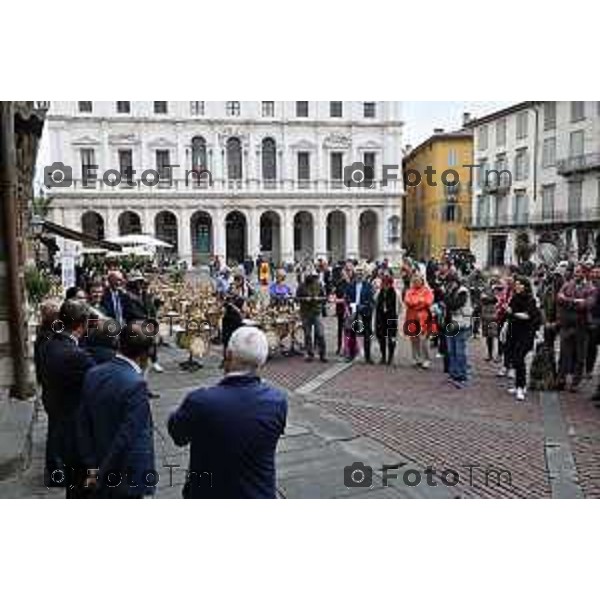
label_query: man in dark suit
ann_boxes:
[168,326,288,499]
[345,263,375,364]
[100,270,129,325]
[78,323,155,499]
[37,300,95,497]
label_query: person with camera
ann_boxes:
[480,277,500,362]
[443,270,473,388]
[296,272,327,363]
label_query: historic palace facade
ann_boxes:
[44,101,404,265]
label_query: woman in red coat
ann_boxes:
[404,273,434,368]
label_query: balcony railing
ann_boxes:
[482,176,511,195]
[46,177,401,195]
[556,153,600,176]
[529,205,600,225]
[468,212,529,229]
[470,205,600,228]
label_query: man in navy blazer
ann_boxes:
[345,263,375,363]
[37,300,95,497]
[78,323,155,499]
[168,326,288,499]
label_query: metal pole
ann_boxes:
[0,101,32,398]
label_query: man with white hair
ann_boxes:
[168,326,288,498]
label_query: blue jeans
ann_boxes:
[447,326,471,381]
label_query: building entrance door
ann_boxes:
[489,234,507,267]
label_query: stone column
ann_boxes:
[247,207,261,258]
[178,207,193,266]
[347,207,359,259]
[315,206,327,260]
[214,207,226,260]
[143,205,152,236]
[281,208,294,265]
[106,205,119,239]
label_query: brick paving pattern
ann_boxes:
[2,311,599,498]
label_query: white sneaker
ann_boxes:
[497,367,508,377]
[507,387,517,394]
[421,360,431,369]
[152,362,164,373]
[516,388,526,401]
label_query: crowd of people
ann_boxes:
[31,248,600,500]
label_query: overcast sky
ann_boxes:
[402,101,515,148]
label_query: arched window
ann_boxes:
[191,136,207,169]
[262,137,277,182]
[226,137,243,180]
[81,211,104,240]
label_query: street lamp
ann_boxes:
[30,213,44,237]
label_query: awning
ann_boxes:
[41,220,122,251]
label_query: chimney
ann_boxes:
[462,112,471,126]
[433,128,444,134]
[404,144,412,154]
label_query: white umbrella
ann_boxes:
[80,247,108,255]
[106,234,173,249]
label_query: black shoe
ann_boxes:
[319,356,328,363]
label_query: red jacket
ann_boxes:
[404,285,434,336]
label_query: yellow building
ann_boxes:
[402,127,473,260]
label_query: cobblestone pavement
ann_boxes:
[1,311,599,498]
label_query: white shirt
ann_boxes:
[355,281,363,305]
[115,353,143,375]
[223,370,255,379]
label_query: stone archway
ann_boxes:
[293,211,314,260]
[225,210,247,265]
[118,210,142,235]
[81,211,105,240]
[359,209,378,260]
[190,210,213,265]
[260,210,281,264]
[326,210,346,262]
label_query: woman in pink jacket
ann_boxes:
[404,273,434,368]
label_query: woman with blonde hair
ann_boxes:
[403,273,434,368]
